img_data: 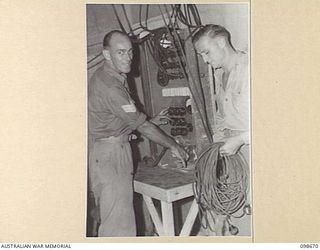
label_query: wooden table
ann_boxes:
[134,166,199,236]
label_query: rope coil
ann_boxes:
[193,143,250,231]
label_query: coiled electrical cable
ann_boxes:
[193,143,249,231]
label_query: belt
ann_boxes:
[95,135,129,144]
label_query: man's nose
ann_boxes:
[124,52,132,61]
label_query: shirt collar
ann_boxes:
[233,51,246,68]
[103,61,127,86]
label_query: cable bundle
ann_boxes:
[193,143,249,231]
[171,4,202,28]
[145,28,183,79]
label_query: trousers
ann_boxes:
[89,135,136,237]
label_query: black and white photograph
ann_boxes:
[86,3,251,237]
[3,0,320,246]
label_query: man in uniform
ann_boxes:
[88,30,188,237]
[193,24,250,235]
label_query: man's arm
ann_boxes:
[137,120,189,167]
[220,131,249,156]
[150,108,170,126]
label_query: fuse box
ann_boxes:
[139,27,213,171]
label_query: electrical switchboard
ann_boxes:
[140,28,213,171]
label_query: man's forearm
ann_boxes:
[137,121,177,150]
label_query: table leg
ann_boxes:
[142,195,164,236]
[161,201,175,236]
[179,198,199,236]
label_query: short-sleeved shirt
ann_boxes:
[214,51,250,143]
[88,62,146,141]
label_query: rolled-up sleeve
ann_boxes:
[103,86,146,130]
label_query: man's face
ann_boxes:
[106,34,133,74]
[195,35,225,70]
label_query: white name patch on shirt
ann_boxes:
[121,103,136,113]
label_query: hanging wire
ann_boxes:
[87,59,104,70]
[121,4,133,34]
[170,4,202,28]
[111,4,149,44]
[87,42,103,48]
[111,4,127,33]
[139,5,146,30]
[158,4,213,143]
[146,39,180,78]
[87,52,102,64]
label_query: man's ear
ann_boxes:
[102,49,111,60]
[216,37,226,49]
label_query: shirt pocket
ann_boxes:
[231,91,242,112]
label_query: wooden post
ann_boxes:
[179,199,199,236]
[161,201,175,236]
[142,195,164,236]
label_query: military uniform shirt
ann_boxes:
[214,51,250,143]
[88,62,147,141]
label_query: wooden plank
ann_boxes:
[134,165,197,236]
[135,180,194,203]
[161,201,175,236]
[166,183,194,203]
[142,195,164,236]
[134,165,195,190]
[134,181,168,202]
[179,199,199,236]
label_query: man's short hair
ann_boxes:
[103,30,128,49]
[192,24,235,50]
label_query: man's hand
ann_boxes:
[220,135,244,156]
[170,144,189,168]
[150,108,171,126]
[137,120,189,167]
